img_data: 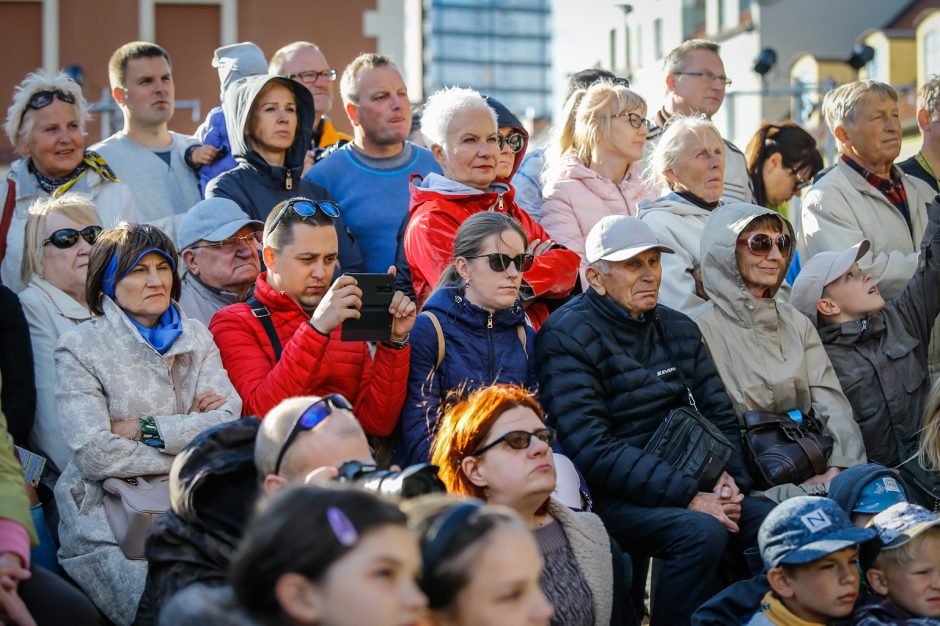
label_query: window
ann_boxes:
[926,30,940,78]
[653,18,663,60]
[865,37,887,82]
[682,0,706,39]
[610,28,617,69]
[636,23,643,67]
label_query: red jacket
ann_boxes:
[209,273,409,435]
[404,175,580,328]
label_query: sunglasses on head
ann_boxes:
[266,198,341,240]
[20,89,77,125]
[273,394,354,475]
[736,232,792,256]
[465,252,534,273]
[43,225,102,249]
[497,132,525,153]
[473,427,556,456]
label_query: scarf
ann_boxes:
[30,150,119,196]
[756,591,829,626]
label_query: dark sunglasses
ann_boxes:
[266,198,341,241]
[473,427,556,456]
[737,232,792,256]
[497,132,525,153]
[273,394,354,475]
[43,225,102,249]
[787,165,809,191]
[465,252,534,273]
[20,89,76,124]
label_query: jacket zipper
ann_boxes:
[487,314,495,380]
[285,169,293,190]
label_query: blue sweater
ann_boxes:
[305,142,440,273]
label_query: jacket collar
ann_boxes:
[835,159,915,207]
[818,313,886,346]
[254,271,308,315]
[757,591,827,626]
[584,288,654,331]
[423,285,524,328]
[28,275,95,322]
[101,296,194,357]
[183,272,241,307]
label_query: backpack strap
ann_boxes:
[516,324,527,357]
[0,179,17,274]
[246,294,283,362]
[420,311,445,368]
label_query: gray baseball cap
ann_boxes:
[585,215,674,264]
[790,240,870,326]
[178,198,263,251]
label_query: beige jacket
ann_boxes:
[693,204,866,474]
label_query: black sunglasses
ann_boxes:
[273,394,354,475]
[497,132,525,153]
[465,252,534,273]
[787,165,809,191]
[614,111,651,130]
[473,427,556,456]
[736,233,792,256]
[43,225,102,249]
[20,89,76,125]
[266,198,341,241]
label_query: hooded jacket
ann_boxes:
[484,95,529,182]
[693,204,866,472]
[206,75,364,272]
[398,285,537,465]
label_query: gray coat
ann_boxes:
[53,298,241,625]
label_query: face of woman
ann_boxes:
[19,99,84,180]
[735,226,788,297]
[761,153,810,206]
[445,524,553,626]
[114,252,174,327]
[248,83,297,162]
[665,130,725,202]
[38,211,97,304]
[304,525,426,626]
[457,230,525,313]
[434,108,500,191]
[496,126,520,179]
[602,107,648,164]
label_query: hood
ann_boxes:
[423,285,525,328]
[408,173,514,216]
[637,191,716,218]
[213,42,267,98]
[483,95,528,180]
[699,203,794,319]
[224,74,315,170]
[828,463,909,515]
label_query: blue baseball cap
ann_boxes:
[870,502,940,550]
[853,475,908,514]
[759,496,876,569]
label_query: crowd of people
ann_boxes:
[1,33,940,626]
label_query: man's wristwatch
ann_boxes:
[382,334,410,349]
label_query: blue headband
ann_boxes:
[102,247,176,298]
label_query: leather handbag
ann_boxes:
[102,474,170,560]
[741,410,833,489]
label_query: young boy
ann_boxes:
[791,202,940,473]
[747,496,876,625]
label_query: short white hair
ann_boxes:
[644,114,723,191]
[918,75,940,121]
[420,86,496,148]
[822,80,898,135]
[4,70,89,147]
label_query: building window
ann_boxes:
[926,29,940,78]
[682,0,706,39]
[653,18,663,60]
[610,28,617,69]
[636,23,643,67]
[865,37,887,82]
[624,26,631,70]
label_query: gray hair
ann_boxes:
[340,53,398,105]
[822,80,898,135]
[918,75,940,121]
[5,70,89,147]
[267,41,321,75]
[420,86,496,148]
[663,39,721,74]
[644,114,723,191]
[21,193,101,285]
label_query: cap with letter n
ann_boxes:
[585,215,675,264]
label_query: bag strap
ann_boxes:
[0,179,16,272]
[653,316,698,410]
[246,293,283,362]
[420,311,445,368]
[794,433,828,475]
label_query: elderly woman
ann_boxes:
[1,70,139,292]
[17,194,101,474]
[638,115,725,318]
[405,86,579,328]
[53,222,240,625]
[541,81,654,282]
[694,204,866,500]
[431,384,635,626]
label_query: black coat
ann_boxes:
[536,289,752,509]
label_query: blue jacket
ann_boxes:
[398,286,536,465]
[196,106,238,195]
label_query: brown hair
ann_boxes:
[108,41,171,89]
[436,212,528,289]
[745,122,824,208]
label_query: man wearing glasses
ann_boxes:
[177,198,263,326]
[649,39,753,204]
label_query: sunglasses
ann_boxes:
[614,111,651,130]
[465,252,534,273]
[189,231,263,253]
[43,225,102,249]
[787,165,809,191]
[20,89,77,125]
[273,394,354,475]
[497,132,525,153]
[266,198,341,240]
[736,232,792,256]
[473,427,556,456]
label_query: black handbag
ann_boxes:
[741,410,833,489]
[644,319,735,492]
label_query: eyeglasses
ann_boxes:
[43,225,102,249]
[286,69,337,84]
[465,252,534,273]
[20,89,77,125]
[497,132,525,153]
[266,198,341,240]
[673,71,732,87]
[472,427,556,456]
[189,231,263,253]
[614,111,651,130]
[736,233,792,256]
[273,394,354,475]
[788,165,809,191]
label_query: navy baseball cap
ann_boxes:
[759,496,876,569]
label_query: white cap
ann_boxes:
[585,215,674,263]
[790,240,871,326]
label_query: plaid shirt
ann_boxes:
[842,155,912,232]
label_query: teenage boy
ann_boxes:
[791,200,940,470]
[747,496,876,625]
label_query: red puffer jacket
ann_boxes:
[404,174,581,328]
[209,274,409,435]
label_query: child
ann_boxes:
[791,201,940,471]
[747,496,876,625]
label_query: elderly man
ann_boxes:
[649,39,752,203]
[899,75,940,193]
[536,215,771,626]
[802,80,936,300]
[177,197,263,326]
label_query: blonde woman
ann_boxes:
[541,82,655,281]
[910,379,940,511]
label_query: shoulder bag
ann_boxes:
[742,409,833,489]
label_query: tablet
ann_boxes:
[340,273,395,342]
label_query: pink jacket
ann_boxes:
[540,156,656,281]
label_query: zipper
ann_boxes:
[487,314,494,379]
[285,169,293,190]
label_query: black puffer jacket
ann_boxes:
[536,289,752,508]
